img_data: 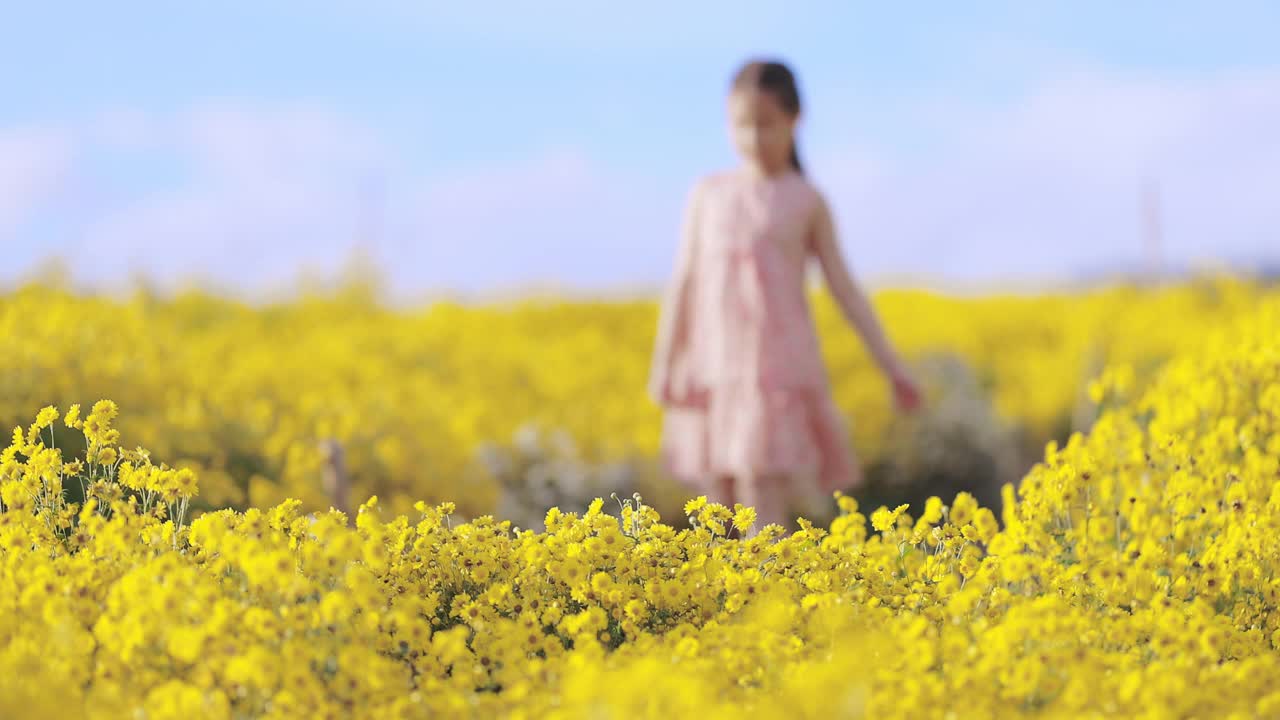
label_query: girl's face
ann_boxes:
[728,88,797,174]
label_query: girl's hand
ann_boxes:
[889,369,923,413]
[647,373,670,405]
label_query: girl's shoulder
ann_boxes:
[679,171,736,214]
[798,176,830,210]
[766,171,826,215]
[689,168,819,197]
[786,170,824,198]
[690,169,738,195]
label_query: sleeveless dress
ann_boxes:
[650,168,860,496]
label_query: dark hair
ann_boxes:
[732,59,804,174]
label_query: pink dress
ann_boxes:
[650,168,859,496]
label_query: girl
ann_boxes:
[648,59,922,532]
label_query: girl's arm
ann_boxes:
[809,193,913,383]
[648,181,704,403]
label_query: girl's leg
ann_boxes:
[708,474,736,508]
[736,471,791,535]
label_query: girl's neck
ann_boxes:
[741,161,794,181]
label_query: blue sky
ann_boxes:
[3,1,1278,296]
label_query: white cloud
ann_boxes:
[90,107,161,150]
[5,67,1280,295]
[0,126,74,240]
[813,68,1280,281]
[72,104,391,290]
[67,107,677,296]
[391,148,678,297]
[180,102,387,185]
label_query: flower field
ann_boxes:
[0,277,1264,522]
[0,277,1278,717]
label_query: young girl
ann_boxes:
[648,59,922,532]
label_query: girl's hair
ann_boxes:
[732,59,804,174]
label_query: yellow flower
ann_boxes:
[166,626,205,665]
[920,496,944,525]
[684,496,708,517]
[732,504,757,532]
[63,403,81,429]
[871,504,909,533]
[34,405,59,431]
[972,508,999,543]
[950,493,977,526]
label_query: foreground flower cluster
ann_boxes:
[2,297,1279,718]
[0,277,1265,517]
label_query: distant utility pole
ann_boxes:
[1141,178,1164,280]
